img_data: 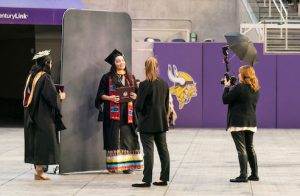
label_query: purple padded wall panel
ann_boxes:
[277,55,300,128]
[154,43,202,128]
[202,43,227,128]
[252,44,277,128]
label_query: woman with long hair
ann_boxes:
[23,50,66,180]
[95,49,143,174]
[132,57,170,187]
[223,65,260,183]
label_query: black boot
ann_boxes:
[237,152,248,179]
[132,182,151,187]
[230,176,248,183]
[248,175,259,181]
[231,132,249,183]
[247,148,258,180]
[153,181,168,186]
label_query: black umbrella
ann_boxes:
[224,32,258,65]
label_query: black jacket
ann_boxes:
[222,83,259,130]
[135,78,169,133]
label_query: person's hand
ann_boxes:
[110,95,120,103]
[130,92,137,100]
[224,76,231,88]
[59,90,66,100]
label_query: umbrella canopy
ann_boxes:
[224,32,258,65]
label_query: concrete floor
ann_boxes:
[0,128,300,196]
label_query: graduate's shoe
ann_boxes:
[153,181,168,186]
[123,170,134,174]
[34,174,50,180]
[229,176,248,183]
[248,175,259,181]
[132,182,151,187]
[35,165,50,180]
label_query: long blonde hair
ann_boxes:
[239,65,260,92]
[145,57,158,81]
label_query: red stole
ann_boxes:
[109,75,134,123]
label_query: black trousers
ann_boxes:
[140,132,170,183]
[231,131,258,178]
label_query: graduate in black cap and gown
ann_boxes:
[95,49,143,174]
[23,50,66,180]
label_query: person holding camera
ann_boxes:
[222,65,260,183]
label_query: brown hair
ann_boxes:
[239,65,260,92]
[145,57,159,81]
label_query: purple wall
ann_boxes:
[154,42,300,128]
[154,43,202,127]
[252,44,277,128]
[202,43,229,128]
[201,43,277,128]
[277,54,300,128]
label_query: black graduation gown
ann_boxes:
[24,73,60,165]
[95,73,140,151]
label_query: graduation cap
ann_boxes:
[32,49,51,60]
[105,49,123,66]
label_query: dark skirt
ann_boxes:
[24,109,60,165]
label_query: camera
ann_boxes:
[220,72,237,86]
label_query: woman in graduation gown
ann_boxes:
[95,49,143,174]
[23,50,66,180]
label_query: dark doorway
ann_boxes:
[0,25,35,127]
[0,24,62,127]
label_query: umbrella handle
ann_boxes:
[223,56,230,72]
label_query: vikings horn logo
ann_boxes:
[168,64,197,110]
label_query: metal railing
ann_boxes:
[264,24,300,53]
[131,18,192,42]
[242,0,289,50]
[241,22,300,53]
[264,0,289,48]
[241,0,263,39]
[240,21,265,42]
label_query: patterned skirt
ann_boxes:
[106,149,143,172]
